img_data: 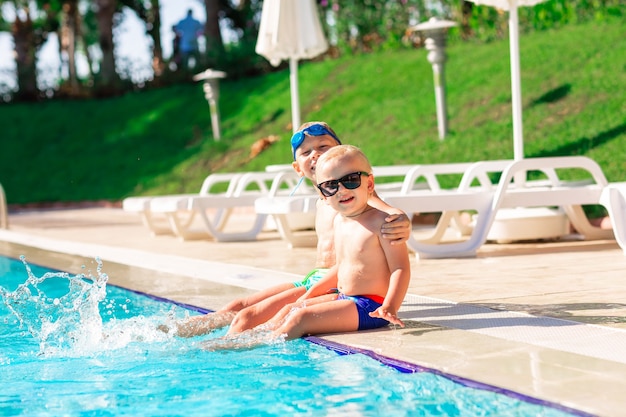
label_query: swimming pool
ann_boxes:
[0,254,593,416]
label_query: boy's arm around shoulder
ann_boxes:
[370,235,411,327]
[368,191,411,245]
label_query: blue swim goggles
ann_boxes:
[291,123,341,159]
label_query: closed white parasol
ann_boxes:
[255,0,329,132]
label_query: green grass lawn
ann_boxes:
[0,17,624,205]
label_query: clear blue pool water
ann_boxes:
[0,255,592,417]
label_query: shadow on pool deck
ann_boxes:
[2,206,626,416]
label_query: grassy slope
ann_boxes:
[0,17,624,205]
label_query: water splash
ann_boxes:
[0,256,171,357]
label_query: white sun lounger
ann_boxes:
[384,156,620,259]
[600,182,626,255]
[254,162,477,248]
[253,164,433,248]
[122,172,245,236]
[147,169,302,242]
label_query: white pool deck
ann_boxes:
[1,206,626,416]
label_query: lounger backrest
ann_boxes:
[498,156,607,188]
[232,171,303,196]
[457,159,513,191]
[491,156,609,211]
[399,162,475,194]
[267,170,309,197]
[199,173,244,196]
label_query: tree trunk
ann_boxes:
[61,0,80,94]
[95,0,121,94]
[204,0,224,65]
[12,8,39,101]
[148,0,164,77]
[75,2,96,85]
[460,0,474,40]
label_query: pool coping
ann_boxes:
[2,228,625,416]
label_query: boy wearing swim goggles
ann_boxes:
[202,145,409,350]
[168,122,410,337]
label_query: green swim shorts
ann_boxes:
[293,268,330,291]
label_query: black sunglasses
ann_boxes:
[316,172,370,197]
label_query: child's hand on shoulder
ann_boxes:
[381,212,410,245]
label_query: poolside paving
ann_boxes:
[1,206,626,416]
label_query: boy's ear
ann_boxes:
[292,160,303,176]
[367,174,375,193]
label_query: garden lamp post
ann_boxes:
[409,17,457,140]
[193,69,227,141]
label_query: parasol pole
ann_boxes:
[508,0,526,185]
[289,57,301,133]
[509,0,524,162]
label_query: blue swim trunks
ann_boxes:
[293,268,329,291]
[337,293,389,331]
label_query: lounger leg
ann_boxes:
[563,205,613,240]
[195,209,269,242]
[600,186,626,255]
[416,211,472,244]
[213,208,231,231]
[166,211,207,240]
[140,211,175,236]
[271,214,317,248]
[409,205,495,259]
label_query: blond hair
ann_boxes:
[317,145,372,173]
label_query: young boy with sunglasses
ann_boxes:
[166,122,410,337]
[202,145,409,350]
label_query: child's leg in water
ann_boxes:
[161,282,297,337]
[227,286,306,334]
[166,311,236,337]
[202,293,341,351]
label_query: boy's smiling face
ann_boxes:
[292,135,341,182]
[315,152,374,216]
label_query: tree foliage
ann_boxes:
[0,0,622,102]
